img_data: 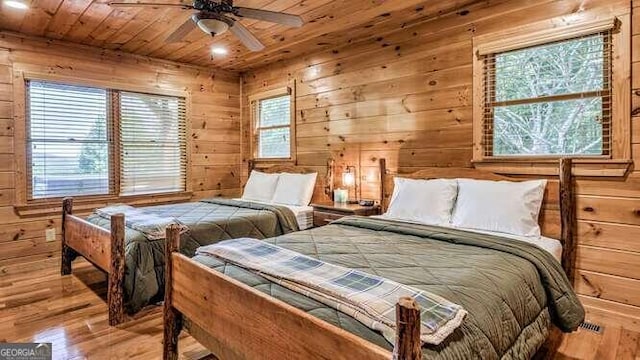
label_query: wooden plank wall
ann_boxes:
[0,33,241,266]
[575,0,640,329]
[242,0,640,328]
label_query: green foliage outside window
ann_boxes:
[78,119,108,174]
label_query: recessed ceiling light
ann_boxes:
[4,0,28,9]
[211,47,228,56]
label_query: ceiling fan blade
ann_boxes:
[108,2,192,8]
[229,21,265,52]
[166,15,197,43]
[235,7,303,27]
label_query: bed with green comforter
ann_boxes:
[86,198,299,313]
[191,216,584,360]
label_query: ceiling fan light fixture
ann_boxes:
[4,0,28,9]
[196,18,229,35]
[108,1,304,52]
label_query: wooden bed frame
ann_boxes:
[60,159,335,326]
[379,158,576,282]
[162,158,576,360]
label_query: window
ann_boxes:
[257,95,291,158]
[471,17,632,177]
[481,32,611,157]
[26,80,187,200]
[27,81,111,199]
[250,87,295,161]
[119,92,187,195]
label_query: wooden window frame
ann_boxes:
[13,71,193,213]
[472,17,632,177]
[248,83,296,163]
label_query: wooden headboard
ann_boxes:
[378,158,576,282]
[247,158,335,203]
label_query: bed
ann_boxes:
[162,158,582,360]
[60,159,335,325]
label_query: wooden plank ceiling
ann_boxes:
[0,0,480,71]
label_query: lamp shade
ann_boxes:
[342,171,355,187]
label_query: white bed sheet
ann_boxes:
[233,199,314,230]
[372,215,563,262]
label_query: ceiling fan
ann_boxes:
[107,0,304,51]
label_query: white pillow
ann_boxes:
[241,171,280,202]
[451,179,547,237]
[384,177,458,226]
[272,172,318,206]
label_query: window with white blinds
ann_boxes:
[255,94,292,159]
[27,81,111,199]
[118,92,187,196]
[25,79,187,200]
[480,31,612,157]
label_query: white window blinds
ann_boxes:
[257,95,291,158]
[118,92,187,196]
[25,79,187,200]
[27,80,112,199]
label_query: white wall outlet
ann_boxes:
[45,228,56,242]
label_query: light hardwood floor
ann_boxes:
[0,258,638,360]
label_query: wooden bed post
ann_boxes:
[379,158,387,210]
[326,157,335,201]
[393,297,422,360]
[559,158,576,285]
[163,224,183,360]
[108,214,126,326]
[248,159,255,174]
[61,197,77,275]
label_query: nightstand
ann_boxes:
[311,203,381,227]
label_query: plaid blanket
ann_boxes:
[196,238,467,345]
[95,204,188,240]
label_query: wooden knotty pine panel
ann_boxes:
[0,0,482,70]
[241,0,640,328]
[0,37,242,265]
[573,0,640,325]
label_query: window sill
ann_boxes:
[472,159,633,177]
[15,191,193,218]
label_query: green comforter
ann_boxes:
[86,198,299,313]
[192,216,584,360]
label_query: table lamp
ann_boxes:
[342,166,356,203]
